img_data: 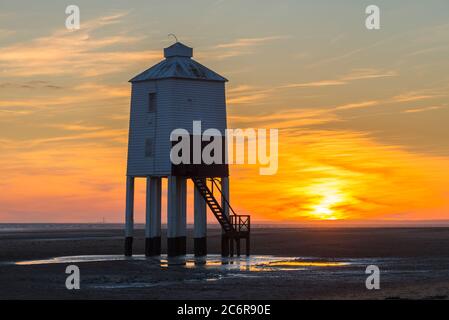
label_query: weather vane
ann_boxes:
[168,33,178,43]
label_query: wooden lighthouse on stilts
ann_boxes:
[124,42,250,257]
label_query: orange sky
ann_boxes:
[0,1,448,224]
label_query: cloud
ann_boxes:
[229,127,449,222]
[227,92,269,104]
[332,89,446,113]
[404,106,445,113]
[0,12,160,77]
[227,87,445,131]
[47,123,106,132]
[214,36,289,49]
[73,83,129,97]
[404,44,449,58]
[229,108,338,129]
[392,92,438,103]
[227,85,255,93]
[226,85,275,105]
[282,80,347,89]
[0,128,127,149]
[341,69,397,81]
[0,82,129,115]
[305,32,405,69]
[0,81,63,90]
[226,69,397,107]
[0,106,33,116]
[281,69,397,89]
[335,101,379,111]
[200,36,290,60]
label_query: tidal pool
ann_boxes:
[12,254,354,272]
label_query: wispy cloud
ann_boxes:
[226,69,397,106]
[214,36,289,49]
[229,108,338,129]
[0,81,63,90]
[47,123,106,132]
[404,44,449,58]
[0,12,159,77]
[341,69,397,81]
[282,80,346,89]
[306,33,404,69]
[228,87,445,130]
[0,83,129,111]
[334,101,379,111]
[227,93,269,104]
[392,92,438,103]
[404,105,445,113]
[1,128,127,149]
[226,85,274,105]
[281,69,397,89]
[201,35,290,60]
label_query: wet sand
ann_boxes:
[0,227,448,299]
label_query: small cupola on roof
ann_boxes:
[164,42,193,58]
[130,42,227,83]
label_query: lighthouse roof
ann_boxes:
[129,42,228,83]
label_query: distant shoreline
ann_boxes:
[2,221,449,231]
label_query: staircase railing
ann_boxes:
[191,177,233,232]
[230,215,250,234]
[209,178,237,216]
[207,178,250,235]
[191,177,251,256]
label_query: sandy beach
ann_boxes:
[0,226,448,299]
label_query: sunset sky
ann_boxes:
[1,0,448,224]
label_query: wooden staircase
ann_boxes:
[191,177,250,256]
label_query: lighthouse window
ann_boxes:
[145,138,154,157]
[148,93,156,113]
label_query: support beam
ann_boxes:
[124,176,135,256]
[221,177,230,218]
[221,177,230,256]
[167,176,187,256]
[177,177,187,255]
[145,177,162,256]
[167,176,177,256]
[236,238,241,256]
[194,178,207,256]
[229,236,234,257]
[221,234,230,257]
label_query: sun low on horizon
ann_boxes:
[1,0,449,225]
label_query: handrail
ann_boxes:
[209,178,238,216]
[209,178,251,234]
[230,215,250,233]
[191,177,232,224]
[192,177,250,238]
